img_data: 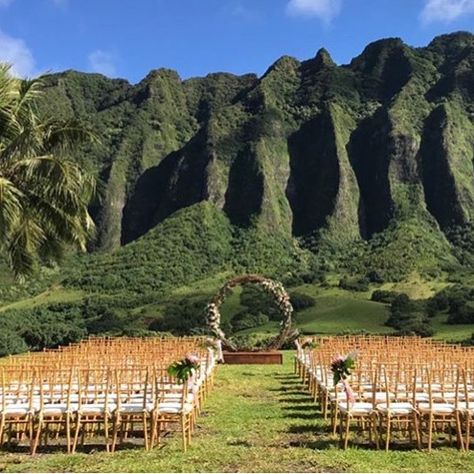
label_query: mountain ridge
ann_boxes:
[36,31,474,289]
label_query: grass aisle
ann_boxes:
[0,353,473,472]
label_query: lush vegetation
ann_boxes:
[0,33,474,354]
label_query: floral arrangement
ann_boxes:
[331,351,358,403]
[205,275,294,352]
[331,351,358,385]
[167,353,200,382]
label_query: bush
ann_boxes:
[339,277,369,292]
[371,290,400,304]
[447,303,474,324]
[148,297,208,335]
[289,292,316,311]
[0,330,28,356]
[366,270,384,284]
[240,284,281,320]
[386,294,433,335]
[230,312,269,332]
[396,322,434,338]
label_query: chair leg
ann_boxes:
[150,414,156,449]
[343,416,350,450]
[143,413,149,451]
[104,415,110,453]
[111,415,120,453]
[428,413,434,452]
[31,417,43,455]
[385,418,391,452]
[455,411,464,451]
[0,415,6,449]
[72,414,81,454]
[466,415,471,451]
[413,413,421,450]
[181,416,187,452]
[65,415,71,454]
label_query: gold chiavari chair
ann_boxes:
[111,368,153,451]
[150,371,193,452]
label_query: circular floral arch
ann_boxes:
[205,274,298,351]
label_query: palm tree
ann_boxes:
[0,64,97,280]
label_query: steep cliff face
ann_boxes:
[40,32,474,281]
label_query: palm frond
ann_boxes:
[0,176,23,239]
[6,215,45,281]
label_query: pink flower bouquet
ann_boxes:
[167,353,200,382]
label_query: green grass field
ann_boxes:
[1,353,472,473]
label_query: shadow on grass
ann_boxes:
[282,404,318,412]
[279,397,313,404]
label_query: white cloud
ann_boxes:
[421,0,474,23]
[0,29,36,77]
[88,50,117,77]
[286,0,342,22]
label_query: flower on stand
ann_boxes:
[331,351,358,404]
[167,353,200,382]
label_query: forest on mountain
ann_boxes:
[0,31,473,354]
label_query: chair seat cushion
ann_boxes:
[338,402,373,414]
[157,402,193,414]
[376,402,414,415]
[116,402,154,413]
[2,404,35,416]
[363,391,394,401]
[78,403,117,415]
[456,402,474,413]
[41,403,78,415]
[330,392,348,402]
[418,402,455,414]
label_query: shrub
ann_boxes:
[396,322,434,338]
[366,270,384,284]
[371,290,400,304]
[0,330,28,356]
[339,277,369,292]
[289,292,316,311]
[230,312,269,332]
[240,284,281,320]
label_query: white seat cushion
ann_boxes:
[363,392,394,401]
[3,404,34,416]
[116,402,154,413]
[376,402,414,415]
[41,403,78,415]
[338,402,373,414]
[418,402,455,414]
[330,392,348,402]
[157,402,193,414]
[456,402,474,413]
[78,403,117,415]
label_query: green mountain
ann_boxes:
[32,31,474,293]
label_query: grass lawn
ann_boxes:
[1,353,473,473]
[0,287,83,313]
[236,288,393,337]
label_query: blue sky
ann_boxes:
[0,0,472,83]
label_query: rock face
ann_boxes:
[40,32,474,270]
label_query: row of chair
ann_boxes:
[295,336,474,451]
[0,336,218,454]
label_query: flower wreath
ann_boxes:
[205,274,296,352]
